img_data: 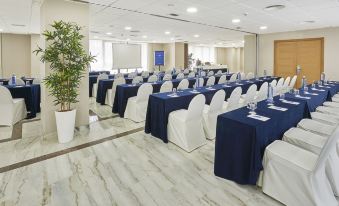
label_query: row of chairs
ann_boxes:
[4,78,41,86]
[262,92,339,206]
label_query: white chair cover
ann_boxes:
[115,73,124,79]
[160,81,173,93]
[176,73,185,79]
[163,74,172,81]
[148,75,158,83]
[200,71,206,77]
[240,84,257,106]
[153,71,160,75]
[297,119,336,137]
[0,86,27,126]
[141,71,149,78]
[282,76,291,91]
[229,73,237,82]
[255,82,268,101]
[270,79,277,88]
[216,70,222,75]
[183,69,189,74]
[132,76,143,84]
[124,83,153,122]
[246,72,254,80]
[206,76,215,86]
[202,90,226,140]
[275,78,285,95]
[195,78,204,87]
[223,87,242,112]
[240,72,246,80]
[165,70,172,74]
[289,75,297,89]
[92,73,109,98]
[105,77,126,107]
[208,71,214,76]
[218,75,227,84]
[188,72,195,78]
[311,112,339,126]
[128,72,137,78]
[167,94,207,152]
[316,106,339,116]
[324,101,339,108]
[177,79,189,90]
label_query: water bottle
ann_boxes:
[301,76,307,89]
[157,74,160,82]
[267,83,274,104]
[320,72,325,83]
[263,70,267,78]
[196,75,199,88]
[11,74,16,86]
[237,72,241,83]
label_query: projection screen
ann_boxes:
[112,43,142,69]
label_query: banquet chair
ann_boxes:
[167,94,207,152]
[262,128,339,206]
[311,112,339,126]
[239,84,257,106]
[317,106,339,116]
[165,70,172,74]
[115,73,124,79]
[289,75,297,89]
[274,78,285,95]
[124,83,153,122]
[153,71,160,75]
[270,79,277,88]
[128,72,137,78]
[0,86,27,126]
[193,68,197,73]
[208,71,214,76]
[255,82,268,101]
[201,71,206,77]
[297,119,336,137]
[195,78,204,87]
[132,76,143,84]
[9,78,25,86]
[105,77,126,107]
[218,75,227,84]
[163,74,172,81]
[240,72,246,80]
[177,79,189,90]
[229,73,237,82]
[246,72,254,80]
[282,76,291,92]
[92,73,108,98]
[188,72,195,78]
[216,70,222,75]
[32,78,41,84]
[175,68,182,74]
[176,73,185,79]
[160,81,173,93]
[148,75,157,83]
[323,101,339,108]
[141,71,149,78]
[222,87,242,112]
[183,69,189,74]
[206,76,215,86]
[202,90,226,140]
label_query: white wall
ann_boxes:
[244,35,257,74]
[257,27,339,79]
[215,47,244,72]
[31,34,41,78]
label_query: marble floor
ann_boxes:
[0,99,284,206]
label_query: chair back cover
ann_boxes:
[276,78,285,88]
[186,94,206,120]
[188,72,195,78]
[227,87,242,111]
[283,76,291,88]
[148,75,157,83]
[201,71,206,77]
[209,90,226,113]
[257,82,268,100]
[195,78,204,87]
[206,76,215,86]
[15,78,26,85]
[289,75,297,88]
[216,70,222,75]
[270,79,277,87]
[113,77,126,93]
[229,73,237,82]
[183,69,189,74]
[141,71,149,78]
[243,84,258,103]
[0,86,13,104]
[97,73,109,83]
[246,72,254,80]
[177,79,189,90]
[160,81,173,93]
[163,74,172,81]
[240,72,246,80]
[153,71,160,75]
[218,75,227,84]
[136,83,153,102]
[128,72,137,78]
[176,73,185,79]
[115,73,124,79]
[208,71,214,76]
[132,76,143,84]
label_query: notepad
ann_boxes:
[281,100,300,105]
[268,105,288,111]
[206,87,216,91]
[167,94,179,98]
[223,85,232,87]
[304,92,318,96]
[295,95,311,99]
[311,88,325,92]
[190,90,200,94]
[247,114,270,121]
[235,83,244,85]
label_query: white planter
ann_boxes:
[55,109,76,143]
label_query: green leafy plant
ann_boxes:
[34,21,95,112]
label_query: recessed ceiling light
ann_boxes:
[0,29,3,32]
[165,31,171,35]
[303,20,315,24]
[142,35,147,38]
[186,7,198,13]
[193,34,200,38]
[260,26,268,30]
[170,37,175,41]
[217,42,223,45]
[106,32,112,35]
[124,26,132,30]
[126,38,131,41]
[242,40,245,43]
[232,19,241,24]
[264,5,285,11]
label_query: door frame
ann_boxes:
[274,37,324,77]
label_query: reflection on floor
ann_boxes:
[0,99,283,206]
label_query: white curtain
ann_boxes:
[188,45,216,64]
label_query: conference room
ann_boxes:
[0,0,339,205]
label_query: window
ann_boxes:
[89,40,104,71]
[188,45,215,64]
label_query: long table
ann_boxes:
[214,82,339,185]
[5,85,41,118]
[145,77,278,143]
[89,75,114,97]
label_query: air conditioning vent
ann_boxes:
[264,5,285,11]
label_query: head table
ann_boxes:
[145,77,279,143]
[214,82,339,185]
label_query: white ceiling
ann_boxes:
[0,0,339,46]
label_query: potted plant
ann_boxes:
[34,21,95,143]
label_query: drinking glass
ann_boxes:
[193,84,197,92]
[312,83,315,88]
[172,88,177,95]
[279,93,285,100]
[294,89,299,96]
[304,86,308,92]
[247,102,257,115]
[26,81,30,86]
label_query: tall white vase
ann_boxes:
[55,109,76,143]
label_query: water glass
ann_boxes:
[172,88,177,95]
[304,86,308,92]
[26,81,30,86]
[294,89,299,96]
[279,93,285,100]
[311,83,315,88]
[247,102,257,114]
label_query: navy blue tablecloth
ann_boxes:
[0,79,9,85]
[89,75,114,97]
[96,79,114,105]
[145,77,278,143]
[89,71,110,75]
[214,96,310,185]
[112,78,197,117]
[5,85,41,118]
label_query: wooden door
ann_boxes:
[274,38,324,88]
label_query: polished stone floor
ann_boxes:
[0,99,283,206]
